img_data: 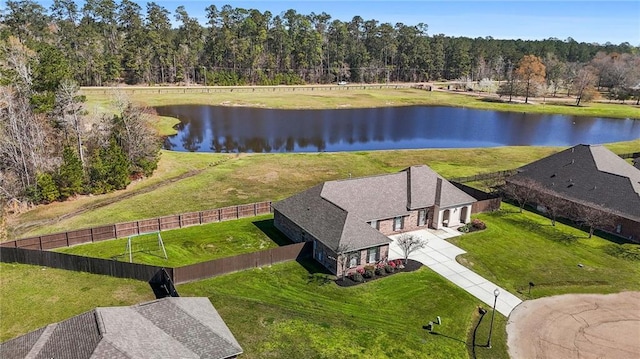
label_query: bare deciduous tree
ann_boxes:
[572,67,598,106]
[53,79,87,168]
[569,202,616,238]
[396,233,427,264]
[502,177,540,213]
[535,189,570,226]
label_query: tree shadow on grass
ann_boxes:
[502,215,579,244]
[252,219,294,246]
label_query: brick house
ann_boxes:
[273,165,477,277]
[506,144,640,242]
[0,297,243,358]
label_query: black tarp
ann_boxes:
[148,268,179,299]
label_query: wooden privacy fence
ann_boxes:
[1,201,273,250]
[452,182,502,214]
[0,241,311,284]
[0,247,170,282]
[449,169,518,184]
[172,241,313,284]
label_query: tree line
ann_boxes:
[1,0,638,88]
[0,36,160,206]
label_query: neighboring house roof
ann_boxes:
[273,165,476,253]
[0,297,243,359]
[508,144,640,221]
[634,157,640,170]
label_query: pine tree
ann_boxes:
[56,146,85,199]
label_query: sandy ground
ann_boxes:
[507,292,640,359]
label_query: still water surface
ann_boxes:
[156,105,640,153]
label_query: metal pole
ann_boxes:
[487,288,500,348]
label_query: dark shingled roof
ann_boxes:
[0,297,242,359]
[509,144,640,221]
[634,158,640,170]
[273,165,476,253]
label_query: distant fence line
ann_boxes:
[618,152,640,159]
[0,201,273,250]
[80,84,410,95]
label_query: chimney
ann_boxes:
[435,178,443,207]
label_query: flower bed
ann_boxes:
[335,259,423,287]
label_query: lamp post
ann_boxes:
[487,288,500,348]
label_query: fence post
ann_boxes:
[179,215,182,228]
[39,236,43,251]
[218,209,222,222]
[66,232,69,247]
[199,211,203,224]
[236,205,239,219]
[254,203,257,216]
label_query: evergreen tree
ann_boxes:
[56,146,85,199]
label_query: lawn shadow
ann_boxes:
[110,249,168,262]
[427,331,467,345]
[252,219,294,246]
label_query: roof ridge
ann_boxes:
[24,323,58,359]
[164,299,243,353]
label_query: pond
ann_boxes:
[156,105,640,153]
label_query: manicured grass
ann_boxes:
[0,263,153,342]
[178,259,508,359]
[83,87,640,119]
[55,214,286,267]
[450,203,640,298]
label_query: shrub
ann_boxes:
[350,272,364,282]
[385,265,394,274]
[363,269,375,278]
[364,265,375,272]
[375,267,385,276]
[389,261,396,268]
[472,219,487,230]
[356,267,365,275]
[458,223,472,233]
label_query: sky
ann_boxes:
[35,1,640,45]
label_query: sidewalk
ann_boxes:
[388,229,522,317]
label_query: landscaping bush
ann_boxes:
[472,219,486,230]
[384,264,394,274]
[458,223,472,233]
[374,267,385,276]
[350,272,364,282]
[363,269,375,278]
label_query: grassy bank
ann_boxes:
[83,87,640,119]
[55,215,286,267]
[451,203,640,298]
[0,263,153,342]
[10,139,639,238]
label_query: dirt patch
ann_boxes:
[507,291,640,359]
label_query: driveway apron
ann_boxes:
[389,229,522,317]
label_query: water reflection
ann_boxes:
[157,105,640,153]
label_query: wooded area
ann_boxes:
[1,0,638,88]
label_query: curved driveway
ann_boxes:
[388,229,522,317]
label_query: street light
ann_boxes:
[487,288,500,348]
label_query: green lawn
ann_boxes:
[178,259,508,359]
[55,214,287,267]
[451,203,640,298]
[0,263,154,342]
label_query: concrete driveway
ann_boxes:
[388,228,522,317]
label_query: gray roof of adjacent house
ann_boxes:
[634,157,640,170]
[273,165,476,253]
[0,297,242,359]
[508,144,640,221]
